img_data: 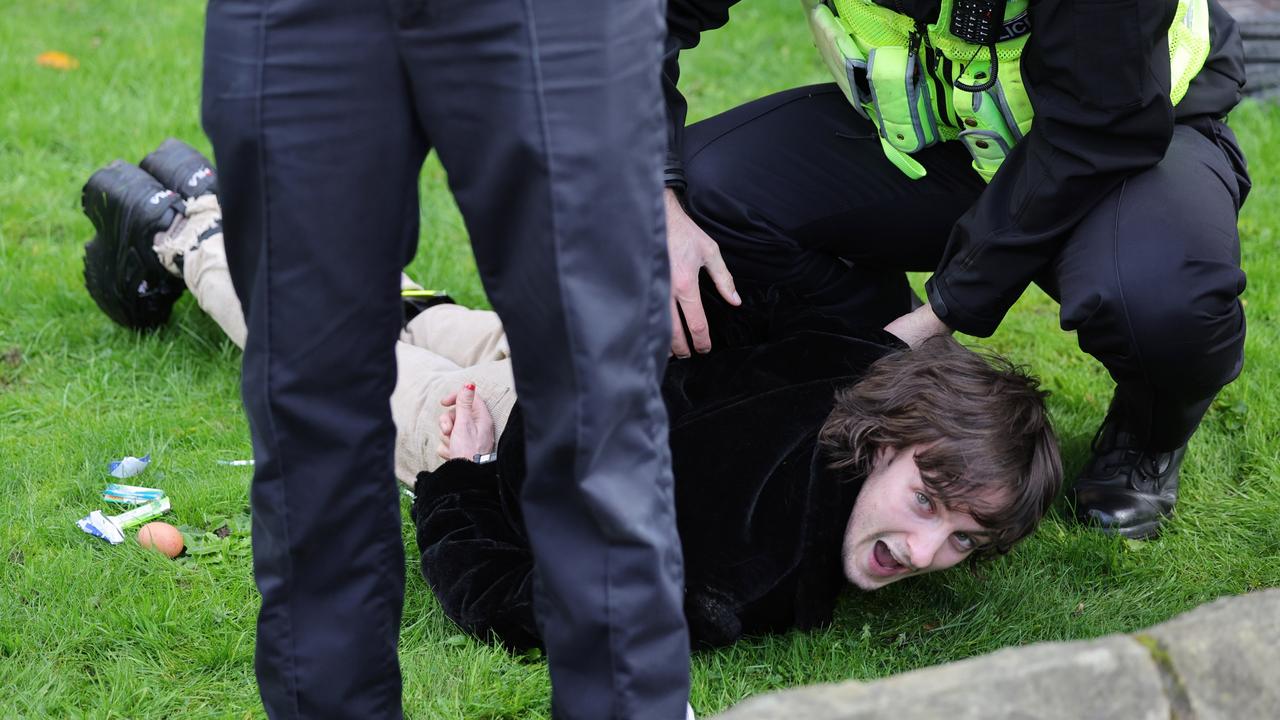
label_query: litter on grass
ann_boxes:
[102,483,166,505]
[108,454,150,478]
[216,459,254,466]
[77,497,171,545]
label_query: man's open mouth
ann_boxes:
[869,540,906,577]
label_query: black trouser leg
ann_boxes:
[203,2,423,717]
[394,3,689,718]
[681,84,984,330]
[205,1,688,719]
[1049,122,1248,451]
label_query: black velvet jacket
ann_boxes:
[412,288,906,650]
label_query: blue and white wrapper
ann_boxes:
[77,510,126,544]
[76,497,171,545]
[108,454,151,479]
[102,483,166,505]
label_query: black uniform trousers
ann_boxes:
[202,1,689,718]
[682,85,1249,451]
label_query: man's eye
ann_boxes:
[914,491,934,512]
[953,532,975,551]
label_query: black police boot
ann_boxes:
[82,160,187,331]
[140,138,217,200]
[1072,412,1187,540]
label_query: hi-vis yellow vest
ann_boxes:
[804,0,1210,181]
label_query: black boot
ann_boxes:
[82,161,187,331]
[140,138,217,200]
[1072,412,1187,540]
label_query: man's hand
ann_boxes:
[436,383,495,461]
[884,300,952,349]
[666,188,740,357]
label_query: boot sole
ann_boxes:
[81,161,186,330]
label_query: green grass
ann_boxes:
[2,1,1278,717]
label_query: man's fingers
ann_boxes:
[459,382,476,410]
[472,391,494,425]
[440,391,458,408]
[702,247,741,306]
[436,442,451,460]
[679,292,713,354]
[669,297,691,358]
[440,412,453,435]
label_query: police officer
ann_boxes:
[660,0,1250,540]
[201,1,689,718]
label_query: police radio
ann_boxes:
[949,0,1007,92]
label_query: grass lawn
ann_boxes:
[2,2,1278,717]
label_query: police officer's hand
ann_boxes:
[884,301,952,349]
[666,188,740,357]
[437,383,495,461]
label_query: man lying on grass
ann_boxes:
[81,141,1063,650]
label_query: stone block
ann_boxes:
[1142,589,1280,720]
[714,635,1168,720]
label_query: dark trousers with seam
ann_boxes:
[202,1,689,718]
[682,84,1248,451]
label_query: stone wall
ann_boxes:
[713,589,1280,720]
[1222,0,1280,97]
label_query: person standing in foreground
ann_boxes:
[660,0,1250,540]
[200,2,688,718]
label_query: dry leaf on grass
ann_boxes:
[36,51,79,71]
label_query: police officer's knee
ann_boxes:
[1128,291,1245,392]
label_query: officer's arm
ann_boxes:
[663,0,740,191]
[923,0,1179,337]
[664,0,745,356]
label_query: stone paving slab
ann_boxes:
[715,636,1170,720]
[712,589,1280,720]
[1142,591,1280,720]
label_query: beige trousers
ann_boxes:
[168,199,516,488]
[390,303,517,485]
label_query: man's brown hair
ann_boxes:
[820,335,1062,559]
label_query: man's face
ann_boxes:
[841,445,997,590]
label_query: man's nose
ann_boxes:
[906,527,951,570]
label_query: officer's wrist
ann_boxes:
[664,153,687,193]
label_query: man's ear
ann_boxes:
[871,444,895,472]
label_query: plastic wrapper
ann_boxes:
[102,483,166,504]
[107,454,151,478]
[76,497,172,545]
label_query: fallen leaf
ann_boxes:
[36,51,79,71]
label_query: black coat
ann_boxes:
[411,287,905,650]
[663,0,1246,336]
